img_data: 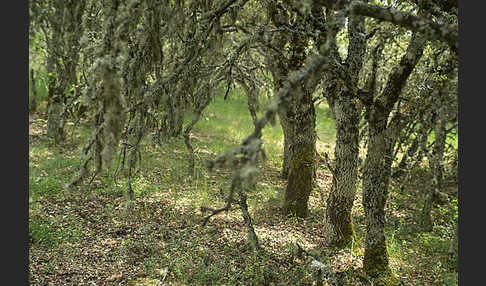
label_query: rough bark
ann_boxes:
[362,33,425,280]
[324,7,365,247]
[325,90,360,246]
[362,119,393,280]
[46,82,66,143]
[283,88,317,217]
[312,0,457,52]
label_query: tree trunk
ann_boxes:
[362,119,394,279]
[361,32,425,282]
[47,78,67,143]
[278,107,292,179]
[167,92,184,137]
[46,0,85,143]
[264,2,321,216]
[283,88,316,217]
[29,68,38,113]
[325,90,360,247]
[324,9,365,247]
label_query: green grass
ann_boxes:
[193,94,336,157]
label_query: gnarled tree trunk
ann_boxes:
[324,8,365,247]
[362,118,393,279]
[282,88,317,217]
[362,33,425,281]
[325,90,360,247]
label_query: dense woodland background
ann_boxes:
[28,0,458,285]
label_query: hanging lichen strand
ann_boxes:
[114,0,163,205]
[65,0,133,191]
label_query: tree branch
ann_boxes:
[312,0,457,53]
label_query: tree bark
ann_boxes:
[46,81,67,143]
[362,119,393,279]
[283,88,317,217]
[362,33,425,280]
[325,90,360,246]
[324,8,365,247]
[312,0,457,52]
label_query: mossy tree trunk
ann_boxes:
[47,79,67,143]
[361,33,425,280]
[324,8,365,248]
[362,118,393,278]
[325,90,360,246]
[283,88,317,217]
[264,2,328,216]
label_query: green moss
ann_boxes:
[372,273,399,286]
[329,220,355,249]
[326,195,356,248]
[364,244,398,286]
[363,243,391,278]
[283,140,314,218]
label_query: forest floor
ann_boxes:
[29,96,458,285]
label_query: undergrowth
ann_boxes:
[29,95,457,285]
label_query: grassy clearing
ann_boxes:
[29,95,457,285]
